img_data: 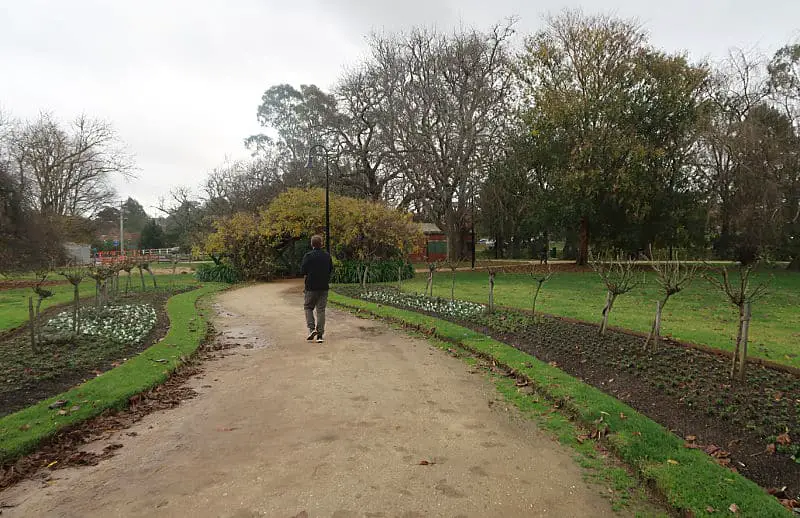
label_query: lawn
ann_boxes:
[0,273,199,333]
[401,268,800,369]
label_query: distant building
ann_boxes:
[63,242,91,265]
[409,223,448,262]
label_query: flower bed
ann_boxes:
[43,304,157,345]
[360,289,484,320]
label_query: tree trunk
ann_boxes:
[29,296,36,351]
[450,270,456,301]
[35,297,44,343]
[599,291,615,336]
[125,271,132,294]
[73,283,80,334]
[645,298,667,350]
[361,264,369,289]
[738,302,752,382]
[149,269,158,288]
[426,270,434,297]
[577,216,589,266]
[488,271,495,314]
[731,305,744,379]
[139,267,146,290]
[531,280,544,321]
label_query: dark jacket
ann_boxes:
[301,248,334,291]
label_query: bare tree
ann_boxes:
[445,258,463,301]
[369,21,517,259]
[591,253,642,336]
[705,263,770,381]
[59,265,86,334]
[486,267,498,314]
[644,251,698,350]
[10,113,135,217]
[529,262,553,321]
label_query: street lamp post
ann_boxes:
[305,145,331,256]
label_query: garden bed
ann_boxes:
[336,286,800,501]
[0,290,184,418]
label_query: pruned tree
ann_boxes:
[425,262,439,297]
[644,251,698,350]
[137,260,157,290]
[591,253,642,336]
[30,271,53,348]
[445,258,463,301]
[486,267,499,314]
[59,264,86,334]
[529,262,553,321]
[705,263,770,381]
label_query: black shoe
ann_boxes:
[316,334,325,343]
[306,329,317,341]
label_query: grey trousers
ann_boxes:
[304,290,329,335]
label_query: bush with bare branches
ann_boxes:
[591,253,642,336]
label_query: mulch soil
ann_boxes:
[0,323,238,492]
[335,286,800,502]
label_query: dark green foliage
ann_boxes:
[332,259,414,284]
[195,262,242,284]
[139,219,165,249]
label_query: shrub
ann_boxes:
[195,262,242,283]
[332,259,414,284]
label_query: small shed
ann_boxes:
[409,223,448,262]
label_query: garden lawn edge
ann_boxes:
[0,283,227,465]
[329,291,790,518]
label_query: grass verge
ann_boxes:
[330,291,791,518]
[400,268,800,369]
[0,283,226,465]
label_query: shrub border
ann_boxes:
[329,291,790,518]
[0,283,227,465]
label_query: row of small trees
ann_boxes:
[587,254,769,382]
[26,259,160,351]
[415,254,771,383]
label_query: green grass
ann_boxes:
[0,274,199,333]
[0,283,225,464]
[330,291,791,518]
[400,268,800,368]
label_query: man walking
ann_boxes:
[301,235,334,343]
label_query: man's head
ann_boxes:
[310,235,324,249]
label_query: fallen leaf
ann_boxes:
[632,431,642,436]
[619,412,627,420]
[19,424,31,431]
[57,410,67,416]
[774,391,783,401]
[766,443,776,455]
[216,427,237,432]
[776,433,791,446]
[576,434,590,444]
[69,406,80,412]
[729,503,739,514]
[46,461,58,468]
[685,435,697,442]
[418,460,435,465]
[667,459,679,465]
[48,400,68,409]
[706,506,715,513]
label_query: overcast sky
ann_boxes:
[1,0,798,216]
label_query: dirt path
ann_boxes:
[1,281,625,518]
